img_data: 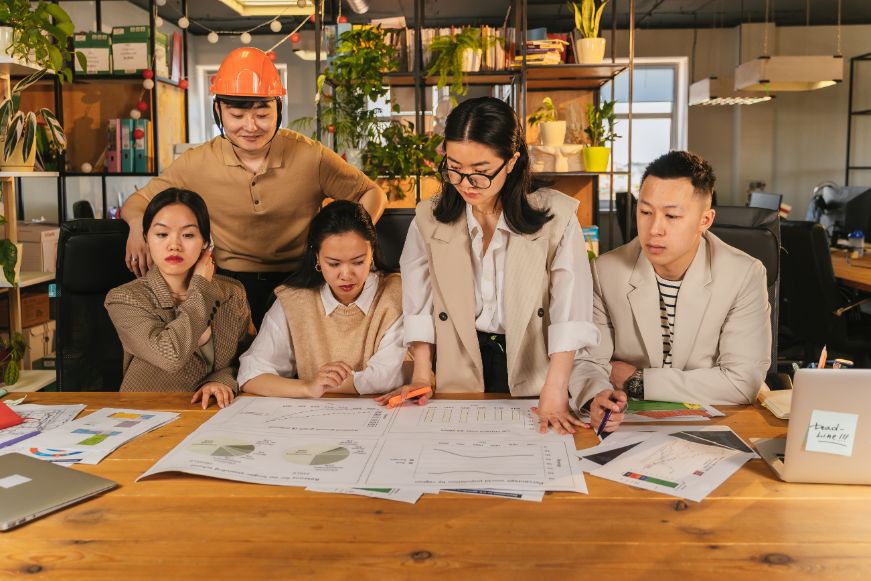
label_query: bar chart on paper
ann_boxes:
[388,400,542,436]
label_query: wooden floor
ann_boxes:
[3,392,871,579]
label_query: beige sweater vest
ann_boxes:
[275,274,403,383]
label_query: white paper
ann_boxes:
[590,431,755,502]
[6,408,178,464]
[805,410,859,457]
[306,486,425,504]
[580,402,724,424]
[0,404,85,449]
[388,399,545,437]
[443,488,546,502]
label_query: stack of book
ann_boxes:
[514,38,569,67]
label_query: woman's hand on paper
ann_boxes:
[307,361,353,397]
[192,382,235,410]
[532,384,584,435]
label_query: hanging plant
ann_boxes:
[427,28,499,104]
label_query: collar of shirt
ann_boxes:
[465,203,511,242]
[319,271,379,316]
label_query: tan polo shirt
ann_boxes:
[135,128,381,272]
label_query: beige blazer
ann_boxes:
[570,232,771,407]
[106,269,252,393]
[414,189,579,395]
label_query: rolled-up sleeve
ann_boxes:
[399,220,435,345]
[353,316,408,394]
[237,301,297,387]
[547,216,600,355]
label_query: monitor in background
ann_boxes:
[748,192,783,212]
[844,187,871,235]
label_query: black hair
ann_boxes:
[433,96,552,234]
[641,150,716,200]
[142,188,211,245]
[285,200,391,289]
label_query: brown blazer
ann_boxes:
[570,232,771,407]
[413,188,579,395]
[105,269,252,392]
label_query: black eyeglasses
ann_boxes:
[439,158,510,190]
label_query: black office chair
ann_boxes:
[748,192,783,212]
[375,209,415,272]
[56,219,134,391]
[780,221,871,367]
[72,200,96,219]
[710,206,786,386]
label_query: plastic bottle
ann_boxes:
[848,230,865,258]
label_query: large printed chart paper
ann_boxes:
[5,408,178,464]
[140,397,586,494]
[0,404,85,449]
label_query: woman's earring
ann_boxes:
[315,261,321,272]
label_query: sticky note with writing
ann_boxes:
[805,410,859,457]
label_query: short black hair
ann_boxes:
[641,150,716,199]
[434,96,552,234]
[142,188,211,243]
[285,200,392,289]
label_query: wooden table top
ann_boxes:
[4,392,871,579]
[831,250,871,293]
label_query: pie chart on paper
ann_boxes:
[284,443,350,466]
[188,437,255,458]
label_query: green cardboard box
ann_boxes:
[111,26,150,74]
[73,32,111,75]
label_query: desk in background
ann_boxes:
[831,250,871,293]
[3,392,871,578]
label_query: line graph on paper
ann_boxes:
[418,444,541,477]
[213,398,391,436]
[387,400,541,436]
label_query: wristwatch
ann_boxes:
[624,370,644,400]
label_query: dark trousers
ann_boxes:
[216,268,292,330]
[477,331,509,393]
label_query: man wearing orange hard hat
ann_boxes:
[121,47,387,328]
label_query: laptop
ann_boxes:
[755,369,871,484]
[0,453,117,531]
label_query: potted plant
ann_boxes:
[583,99,618,172]
[427,28,497,104]
[291,26,395,167]
[0,331,25,385]
[527,97,566,147]
[0,0,85,82]
[363,119,443,206]
[569,0,610,64]
[0,69,66,171]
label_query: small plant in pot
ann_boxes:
[0,69,66,171]
[569,0,610,64]
[0,0,85,82]
[363,118,443,202]
[583,99,619,172]
[0,331,26,386]
[527,97,566,147]
[427,28,498,104]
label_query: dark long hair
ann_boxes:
[142,188,211,244]
[285,200,390,289]
[433,96,552,234]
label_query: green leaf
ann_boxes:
[0,239,18,285]
[40,108,65,151]
[21,112,37,159]
[75,50,88,72]
[4,113,24,160]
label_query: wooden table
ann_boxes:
[831,250,871,293]
[4,393,871,579]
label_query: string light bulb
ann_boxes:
[178,17,189,29]
[240,32,252,45]
[154,15,163,28]
[270,20,282,33]
[154,0,166,6]
[207,31,219,44]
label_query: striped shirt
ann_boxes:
[655,274,682,367]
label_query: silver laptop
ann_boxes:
[756,369,871,484]
[0,453,117,531]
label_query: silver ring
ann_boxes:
[131,257,139,263]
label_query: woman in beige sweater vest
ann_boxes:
[106,189,252,408]
[376,97,626,434]
[238,201,407,397]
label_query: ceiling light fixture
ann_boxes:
[219,0,314,17]
[734,0,843,93]
[689,76,773,106]
[346,0,369,15]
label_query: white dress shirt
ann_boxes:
[400,198,598,355]
[237,272,406,394]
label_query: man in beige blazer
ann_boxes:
[572,151,771,423]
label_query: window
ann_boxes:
[598,58,688,211]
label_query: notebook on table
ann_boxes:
[0,453,117,531]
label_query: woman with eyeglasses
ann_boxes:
[376,96,623,435]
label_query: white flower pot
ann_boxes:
[461,48,483,72]
[576,37,606,64]
[0,27,13,57]
[0,138,37,172]
[539,120,567,147]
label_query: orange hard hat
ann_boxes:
[209,48,286,98]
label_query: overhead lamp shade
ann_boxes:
[734,55,843,92]
[218,0,315,17]
[689,77,773,106]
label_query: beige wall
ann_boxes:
[608,23,871,213]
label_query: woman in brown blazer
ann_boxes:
[105,188,251,408]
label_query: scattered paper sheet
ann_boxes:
[0,404,85,449]
[3,408,178,464]
[805,410,858,457]
[388,399,542,436]
[306,486,426,504]
[589,429,755,502]
[443,488,546,502]
[622,400,724,422]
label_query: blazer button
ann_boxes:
[537,308,545,318]
[438,312,448,321]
